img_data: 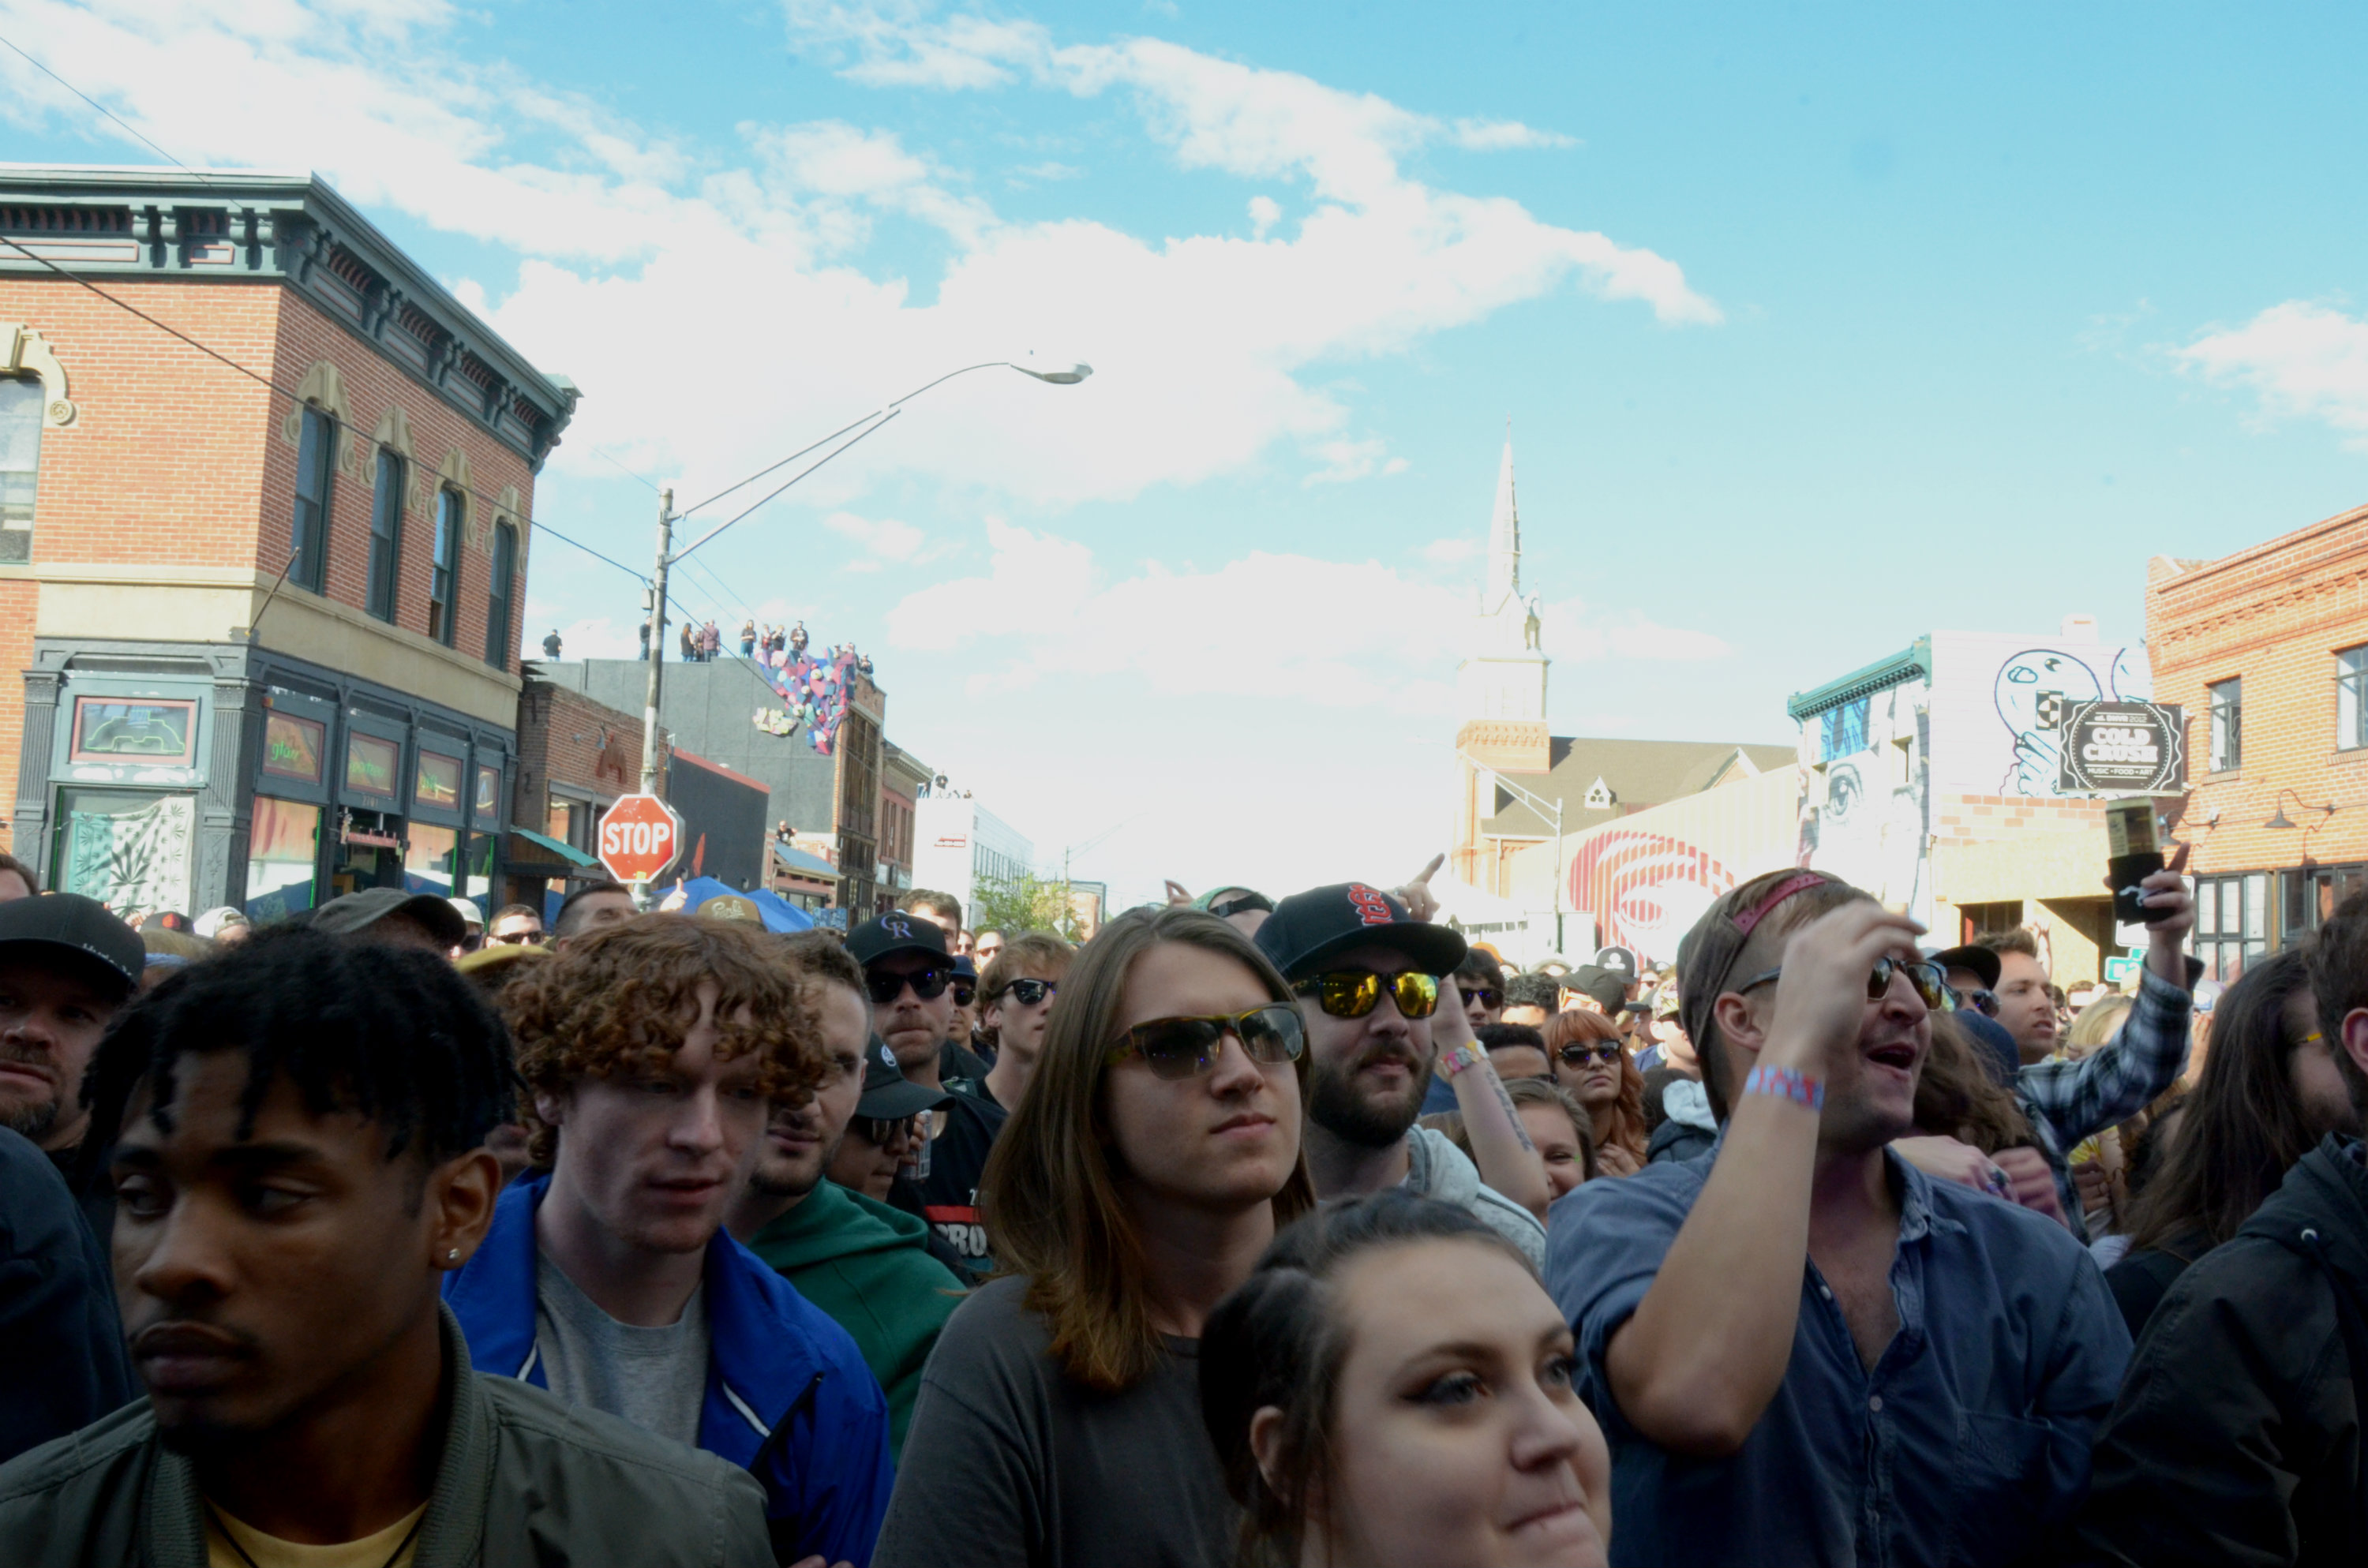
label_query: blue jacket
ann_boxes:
[445,1176,894,1566]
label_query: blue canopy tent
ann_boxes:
[662,874,815,933]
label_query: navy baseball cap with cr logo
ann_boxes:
[845,912,949,967]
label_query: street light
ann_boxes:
[632,358,1091,897]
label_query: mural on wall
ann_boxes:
[1992,646,2145,796]
[1797,685,1927,919]
[754,641,867,756]
[60,793,195,919]
[1566,830,1738,964]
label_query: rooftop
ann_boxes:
[0,164,577,466]
[1482,735,1795,838]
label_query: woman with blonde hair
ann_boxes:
[874,904,1317,1568]
[1541,1009,1648,1176]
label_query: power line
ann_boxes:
[0,33,210,183]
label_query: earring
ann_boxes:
[446,1248,460,1263]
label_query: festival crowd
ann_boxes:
[4,834,2368,1567]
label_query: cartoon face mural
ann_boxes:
[1993,647,2125,796]
[1797,683,1926,916]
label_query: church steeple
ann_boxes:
[1483,430,1520,613]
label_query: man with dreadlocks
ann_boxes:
[0,925,775,1566]
[443,914,893,1568]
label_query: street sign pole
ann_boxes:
[637,488,673,909]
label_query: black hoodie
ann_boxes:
[2073,1134,2368,1568]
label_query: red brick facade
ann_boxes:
[2147,502,2368,944]
[0,273,539,840]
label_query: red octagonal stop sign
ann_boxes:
[597,793,683,885]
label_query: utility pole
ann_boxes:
[639,485,673,798]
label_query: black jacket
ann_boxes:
[0,1305,774,1567]
[0,1128,134,1465]
[2071,1135,2368,1568]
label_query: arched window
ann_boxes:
[485,520,518,669]
[367,449,404,622]
[0,375,39,565]
[292,406,335,592]
[428,488,463,646]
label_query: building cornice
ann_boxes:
[0,165,577,470]
[1787,635,1931,721]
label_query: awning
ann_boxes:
[770,841,839,878]
[513,826,598,868]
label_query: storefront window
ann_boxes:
[55,789,196,920]
[346,733,399,797]
[406,823,458,897]
[69,698,197,764]
[245,797,322,922]
[463,831,496,905]
[549,799,579,847]
[2191,870,2269,982]
[261,711,325,784]
[415,750,462,812]
[474,763,501,821]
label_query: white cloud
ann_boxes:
[0,0,1717,518]
[1008,159,1082,183]
[1450,118,1577,152]
[884,521,1728,705]
[1246,193,1280,238]
[2175,300,2368,447]
[822,508,930,568]
[1303,436,1407,485]
[1420,537,1479,563]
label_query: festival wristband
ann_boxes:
[1742,1063,1824,1111]
[1439,1043,1487,1079]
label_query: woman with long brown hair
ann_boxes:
[873,904,1317,1568]
[1541,1009,1648,1176]
[2104,947,2351,1335]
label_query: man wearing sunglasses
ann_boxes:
[978,933,1075,1112]
[1257,882,1550,1260]
[846,914,1008,1276]
[1547,868,2134,1568]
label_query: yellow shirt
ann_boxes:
[204,1500,426,1568]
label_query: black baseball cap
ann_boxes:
[0,893,143,1000]
[311,887,469,949]
[1592,945,1638,982]
[845,912,949,967]
[1568,964,1631,1015]
[1254,881,1467,981]
[1928,944,2003,992]
[855,1034,949,1120]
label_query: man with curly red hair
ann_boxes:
[444,915,893,1567]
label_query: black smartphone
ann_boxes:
[2107,799,2166,926]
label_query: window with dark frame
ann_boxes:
[2209,677,2242,772]
[367,451,404,623]
[485,521,517,668]
[0,374,43,565]
[2340,646,2368,752]
[292,406,335,593]
[428,488,462,646]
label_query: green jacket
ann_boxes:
[0,1306,772,1567]
[747,1180,964,1457]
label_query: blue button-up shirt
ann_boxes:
[1548,1141,2131,1568]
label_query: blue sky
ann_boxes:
[6,0,2368,908]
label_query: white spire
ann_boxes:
[1483,426,1519,612]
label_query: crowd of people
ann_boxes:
[4,834,2368,1566]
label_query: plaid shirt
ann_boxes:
[2014,965,2193,1241]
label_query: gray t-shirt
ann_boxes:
[872,1274,1235,1568]
[534,1252,710,1450]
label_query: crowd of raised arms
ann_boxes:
[5,839,2368,1568]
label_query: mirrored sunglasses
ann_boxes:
[1000,977,1057,1006]
[1296,968,1441,1020]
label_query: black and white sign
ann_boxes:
[2059,701,2187,793]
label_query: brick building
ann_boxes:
[506,676,650,907]
[2148,503,2368,979]
[0,167,575,919]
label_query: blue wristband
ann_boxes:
[1743,1063,1824,1111]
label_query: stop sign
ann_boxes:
[597,793,683,885]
